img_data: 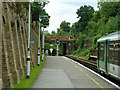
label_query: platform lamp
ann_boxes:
[37,15,48,66]
[26,0,34,79]
[42,25,48,61]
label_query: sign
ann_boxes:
[30,41,35,44]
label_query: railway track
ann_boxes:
[65,55,120,87]
[65,55,98,72]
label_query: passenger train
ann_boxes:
[97,31,120,80]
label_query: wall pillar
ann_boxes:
[2,27,13,88]
[19,19,26,75]
[4,3,20,84]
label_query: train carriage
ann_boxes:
[97,31,120,80]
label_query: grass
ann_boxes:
[14,56,46,89]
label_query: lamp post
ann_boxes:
[56,39,59,56]
[37,16,41,66]
[57,44,59,56]
[37,15,48,66]
[42,25,48,61]
[26,0,34,79]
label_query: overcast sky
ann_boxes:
[44,0,98,33]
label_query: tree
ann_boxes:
[98,2,120,20]
[76,5,94,22]
[31,2,50,26]
[86,21,98,37]
[92,11,101,22]
[76,5,95,33]
[60,21,70,32]
[69,22,81,37]
[51,31,56,36]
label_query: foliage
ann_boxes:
[70,2,120,59]
[75,32,86,49]
[51,31,56,36]
[15,3,26,15]
[76,5,95,33]
[60,21,70,32]
[32,2,50,26]
[56,28,69,36]
[86,21,98,37]
[51,2,120,59]
[56,20,71,36]
[76,5,94,21]
[98,2,120,19]
[45,36,51,43]
[44,43,50,50]
[14,1,50,27]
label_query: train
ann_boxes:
[97,31,120,80]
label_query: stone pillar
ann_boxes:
[33,25,39,65]
[4,3,19,83]
[30,29,34,69]
[22,19,27,63]
[25,10,28,48]
[2,26,13,88]
[30,29,35,68]
[13,15,24,78]
[19,19,26,75]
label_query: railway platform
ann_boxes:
[32,56,118,89]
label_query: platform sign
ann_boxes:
[30,41,35,44]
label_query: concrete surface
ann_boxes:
[32,69,74,88]
[32,56,117,88]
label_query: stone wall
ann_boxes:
[0,2,2,90]
[1,3,40,88]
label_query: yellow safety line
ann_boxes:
[70,61,105,90]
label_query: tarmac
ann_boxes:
[32,56,117,89]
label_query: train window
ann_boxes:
[99,43,104,61]
[109,41,120,65]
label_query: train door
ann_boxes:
[98,41,109,73]
[99,42,105,71]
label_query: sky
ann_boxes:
[44,0,99,33]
